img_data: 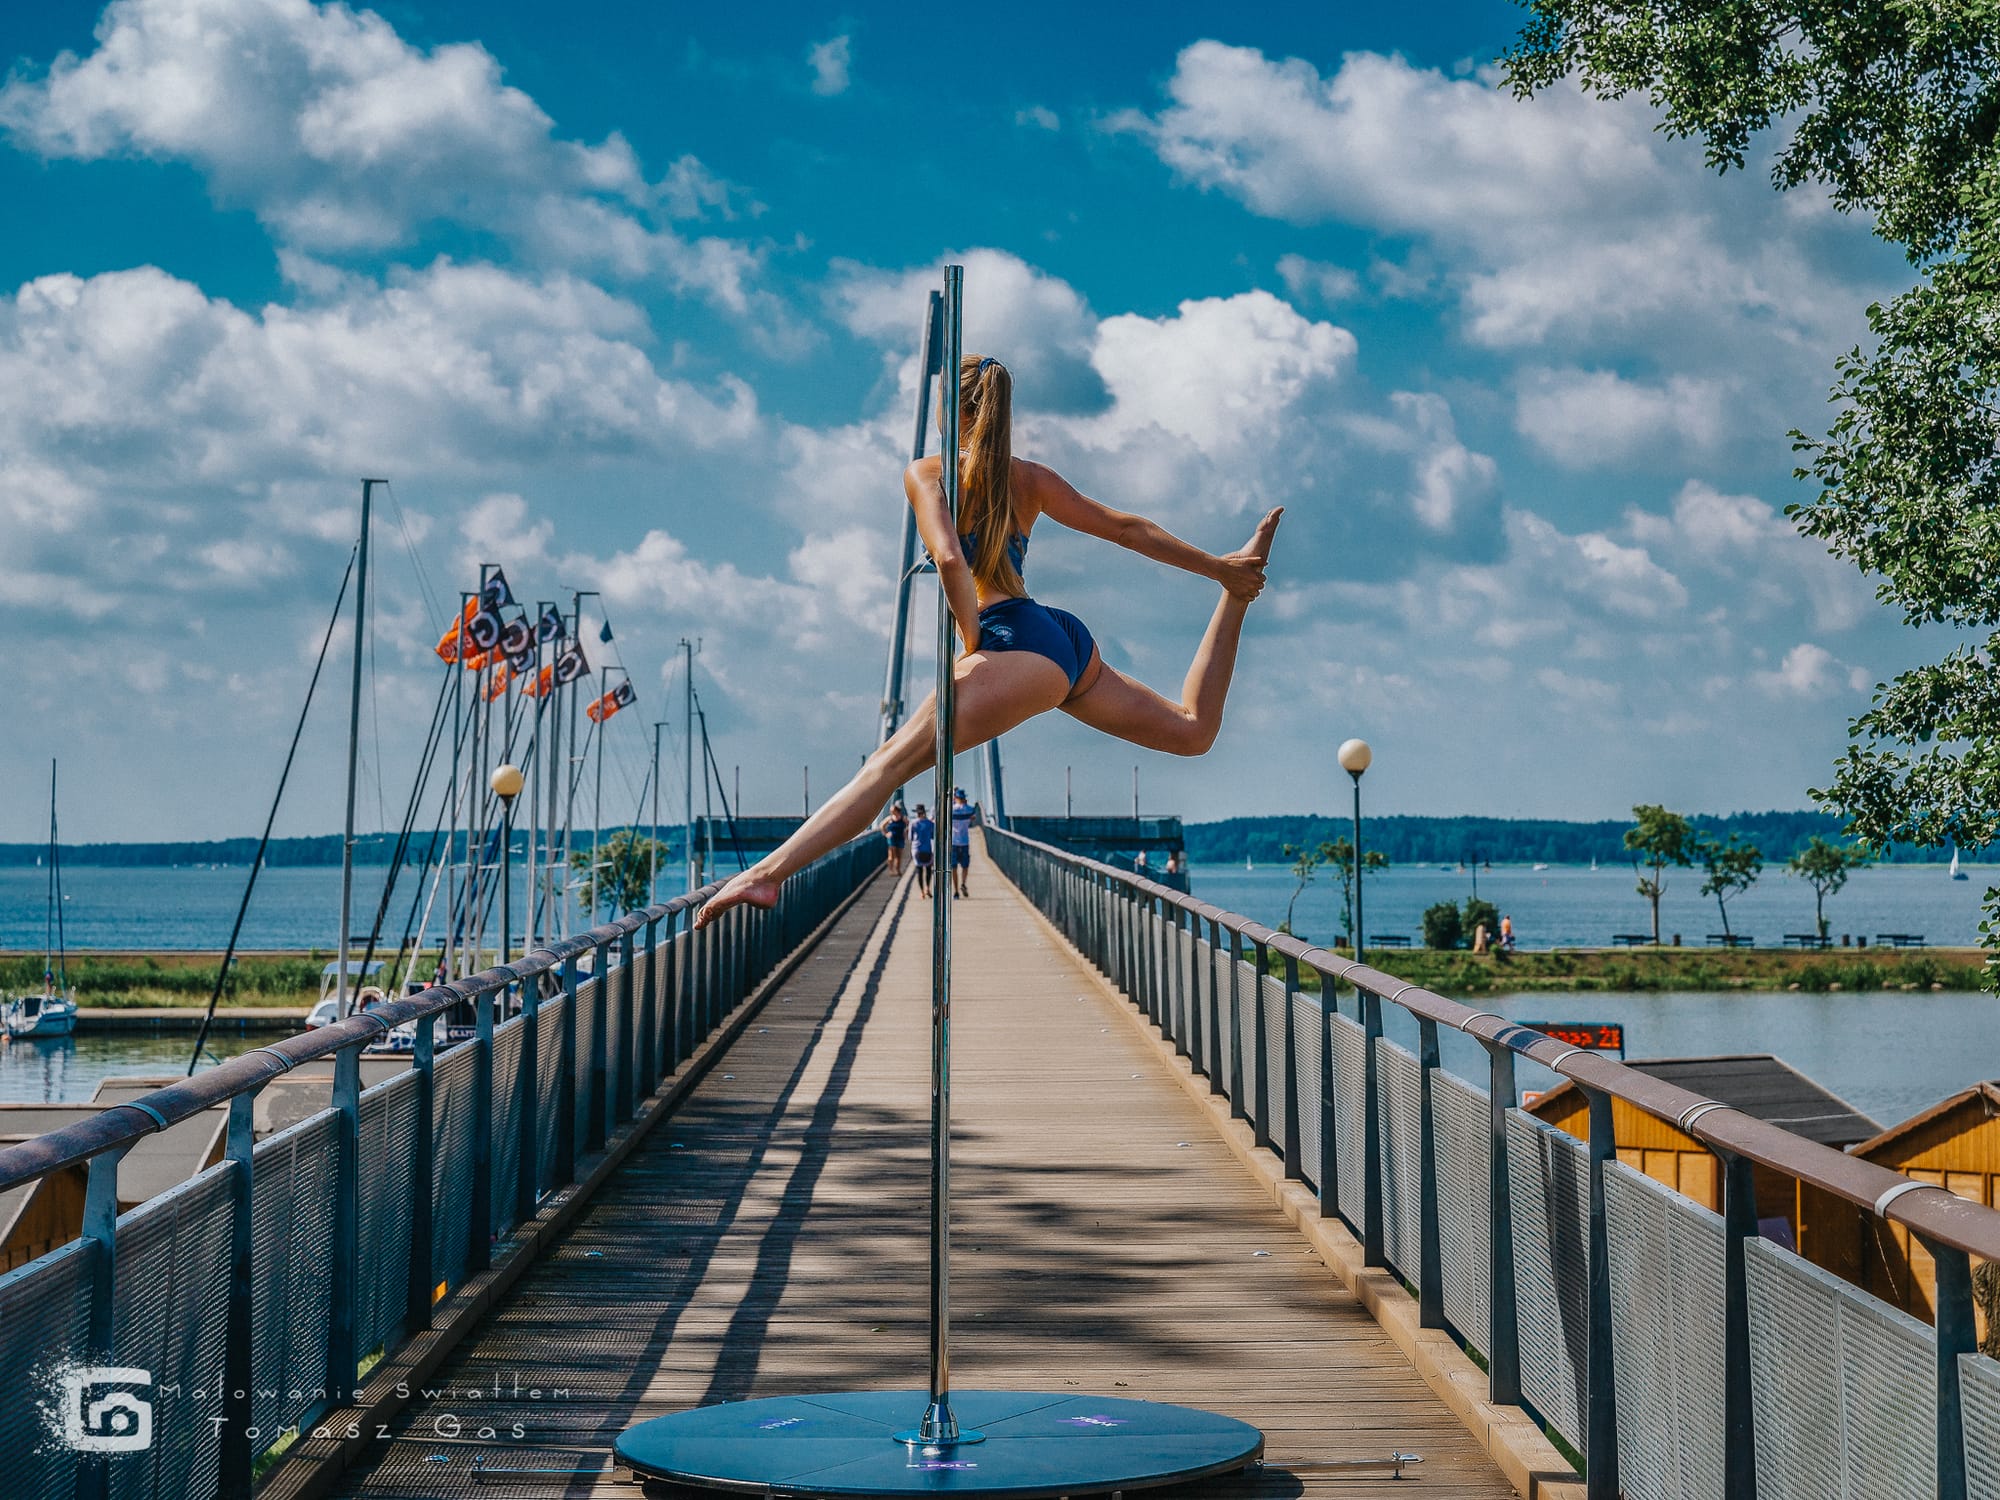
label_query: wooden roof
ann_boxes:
[1852,1080,2000,1157]
[1529,1053,1881,1148]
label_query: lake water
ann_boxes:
[0,1032,266,1106]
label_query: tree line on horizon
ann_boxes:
[1180,811,1965,868]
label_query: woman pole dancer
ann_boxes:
[695,353,1280,929]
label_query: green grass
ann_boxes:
[0,951,439,1008]
[1285,945,1993,996]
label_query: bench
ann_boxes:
[1705,934,1754,948]
[1782,933,1832,950]
[1610,933,1653,947]
[1877,932,1928,948]
[1368,934,1413,949]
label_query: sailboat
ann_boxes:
[1952,849,1968,881]
[4,761,80,1039]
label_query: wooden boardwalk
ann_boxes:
[325,859,1516,1499]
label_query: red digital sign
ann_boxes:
[1523,1021,1625,1055]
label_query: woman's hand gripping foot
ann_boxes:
[1214,507,1283,602]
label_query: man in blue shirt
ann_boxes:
[909,804,936,898]
[949,788,980,898]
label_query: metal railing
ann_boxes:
[0,839,882,1500]
[987,826,2000,1500]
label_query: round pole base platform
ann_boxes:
[614,1389,1262,1497]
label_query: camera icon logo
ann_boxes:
[58,1367,153,1453]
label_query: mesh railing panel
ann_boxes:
[1261,972,1291,1147]
[1375,1039,1423,1279]
[1432,1067,1491,1351]
[108,1163,234,1500]
[535,996,566,1192]
[1744,1235,1935,1500]
[572,975,602,1145]
[1174,925,1196,1054]
[1330,1011,1367,1228]
[250,1109,336,1445]
[430,1042,477,1294]
[354,1068,419,1354]
[1507,1110,1592,1455]
[1234,958,1260,1126]
[1293,989,1326,1192]
[0,1238,94,1498]
[1602,1163,1727,1500]
[1963,1353,2000,1500]
[491,1013,525,1236]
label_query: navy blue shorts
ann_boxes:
[950,845,971,869]
[976,596,1097,689]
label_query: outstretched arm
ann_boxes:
[904,461,984,652]
[1030,461,1272,600]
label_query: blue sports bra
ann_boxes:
[960,525,1029,578]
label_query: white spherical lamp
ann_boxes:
[489,763,525,803]
[1337,738,1373,778]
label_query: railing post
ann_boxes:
[1318,969,1338,1215]
[1482,1036,1521,1406]
[556,954,578,1184]
[1927,1234,1976,1500]
[1360,986,1385,1268]
[1717,1151,1760,1500]
[469,982,495,1270]
[409,1010,437,1332]
[1416,1015,1444,1329]
[1280,951,1301,1179]
[330,1037,363,1392]
[516,963,541,1225]
[588,940,610,1152]
[642,915,661,1093]
[1582,1086,1621,1500]
[1226,925,1248,1121]
[618,928,637,1121]
[76,1139,135,1500]
[1250,934,1273,1151]
[219,1090,258,1500]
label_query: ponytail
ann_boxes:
[955,354,1022,596]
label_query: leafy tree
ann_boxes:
[1463,898,1502,949]
[1623,805,1695,944]
[571,830,671,917]
[1697,834,1764,940]
[1280,838,1385,944]
[1421,901,1464,951]
[1504,3,2000,972]
[1787,835,1870,937]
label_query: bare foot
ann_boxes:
[1215,507,1283,601]
[694,869,780,929]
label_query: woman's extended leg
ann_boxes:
[693,650,1070,926]
[1061,508,1280,755]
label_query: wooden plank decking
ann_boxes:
[325,856,1516,1498]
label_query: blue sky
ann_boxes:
[0,0,1928,842]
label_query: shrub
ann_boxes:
[1463,898,1501,945]
[1421,901,1464,951]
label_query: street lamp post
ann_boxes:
[1337,739,1372,962]
[491,764,525,971]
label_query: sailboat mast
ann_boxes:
[336,479,379,1018]
[47,759,66,996]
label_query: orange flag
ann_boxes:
[434,598,477,663]
[585,681,635,723]
[484,666,513,701]
[520,665,554,698]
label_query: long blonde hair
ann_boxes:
[954,354,1023,596]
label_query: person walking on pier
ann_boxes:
[879,802,910,876]
[949,788,979,898]
[696,352,1281,929]
[910,804,936,897]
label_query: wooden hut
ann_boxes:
[1526,1054,1880,1262]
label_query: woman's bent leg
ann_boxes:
[1062,509,1280,755]
[694,649,1069,926]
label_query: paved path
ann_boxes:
[327,861,1515,1498]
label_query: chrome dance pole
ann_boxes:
[903,263,973,1449]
